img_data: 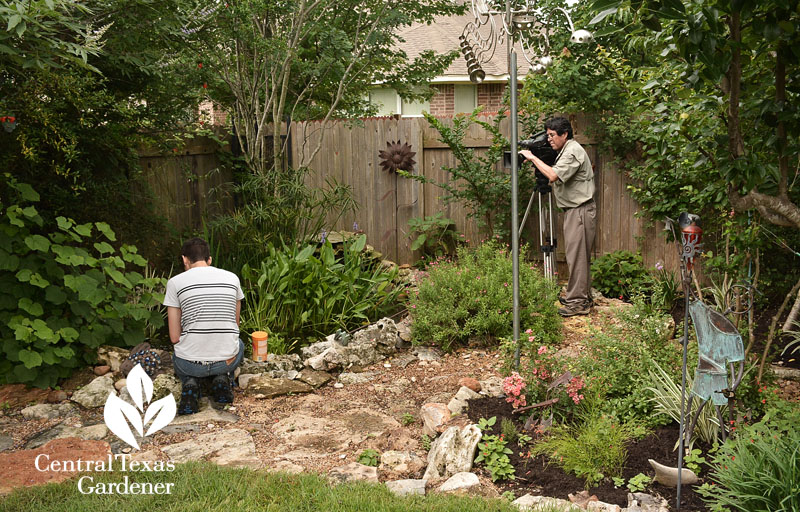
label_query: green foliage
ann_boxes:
[205,169,357,273]
[531,407,648,488]
[502,340,588,424]
[698,400,800,512]
[0,0,103,74]
[575,298,684,425]
[645,360,720,447]
[646,263,681,313]
[627,473,652,493]
[0,460,523,512]
[407,213,463,265]
[500,418,519,445]
[239,235,400,352]
[475,433,515,482]
[421,434,432,451]
[590,251,648,301]
[477,416,497,432]
[410,241,561,352]
[401,413,416,426]
[407,110,536,240]
[684,448,708,477]
[357,449,380,467]
[0,176,165,388]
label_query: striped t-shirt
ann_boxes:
[163,266,244,361]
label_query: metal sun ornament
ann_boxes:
[458,0,594,83]
[378,141,416,173]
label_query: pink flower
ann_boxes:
[538,345,547,354]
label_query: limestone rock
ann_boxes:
[237,373,258,388]
[94,365,111,376]
[420,402,451,437]
[152,373,181,403]
[304,319,400,372]
[114,379,126,391]
[328,462,379,484]
[96,346,130,373]
[297,369,332,388]
[447,386,482,415]
[21,403,78,420]
[438,472,480,493]
[239,353,303,376]
[512,494,581,511]
[379,450,425,476]
[0,434,14,452]
[385,479,426,496]
[338,372,378,385]
[423,424,482,480]
[245,375,313,398]
[439,472,481,492]
[413,347,442,361]
[161,428,260,469]
[627,492,670,512]
[586,502,622,512]
[479,376,504,397]
[648,458,698,487]
[25,423,109,449]
[70,374,115,409]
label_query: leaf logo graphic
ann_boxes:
[104,364,176,450]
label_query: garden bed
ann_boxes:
[467,396,711,511]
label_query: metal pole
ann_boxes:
[676,287,690,509]
[509,0,521,369]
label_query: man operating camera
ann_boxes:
[519,117,596,317]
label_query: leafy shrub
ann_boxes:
[574,298,684,425]
[239,235,400,352]
[410,241,561,352]
[407,212,463,266]
[502,337,588,424]
[646,262,681,313]
[698,400,800,511]
[591,251,649,301]
[0,176,165,388]
[475,417,515,482]
[531,405,648,488]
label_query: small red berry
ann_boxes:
[7,117,13,122]
[197,62,203,69]
[202,83,208,89]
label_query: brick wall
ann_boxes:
[429,84,454,116]
[477,84,506,113]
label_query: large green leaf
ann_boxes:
[19,349,43,369]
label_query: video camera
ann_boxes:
[503,131,558,193]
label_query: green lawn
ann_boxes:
[0,462,525,512]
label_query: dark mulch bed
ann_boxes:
[467,397,712,511]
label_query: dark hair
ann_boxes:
[181,237,210,263]
[544,117,573,140]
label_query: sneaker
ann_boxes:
[558,304,592,317]
[178,380,200,415]
[211,375,234,404]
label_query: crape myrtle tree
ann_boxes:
[180,0,465,176]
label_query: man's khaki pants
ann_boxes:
[563,201,596,306]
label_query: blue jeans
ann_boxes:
[173,338,244,388]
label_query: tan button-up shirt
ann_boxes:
[552,139,595,209]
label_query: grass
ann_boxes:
[0,462,522,512]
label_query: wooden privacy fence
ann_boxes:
[294,113,681,272]
[137,135,233,233]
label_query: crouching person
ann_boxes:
[164,237,244,415]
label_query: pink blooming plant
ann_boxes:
[502,372,527,409]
